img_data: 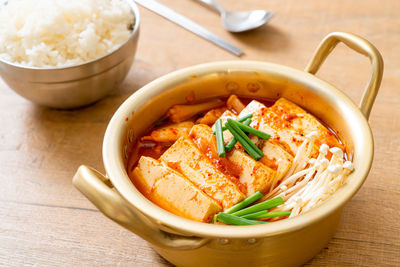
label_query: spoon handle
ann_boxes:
[136,0,243,56]
[196,0,226,14]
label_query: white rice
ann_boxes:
[0,0,134,67]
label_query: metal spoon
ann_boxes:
[196,0,273,32]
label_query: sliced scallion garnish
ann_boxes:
[215,119,226,157]
[225,118,252,152]
[230,119,271,140]
[226,118,264,160]
[216,212,267,225]
[236,114,253,123]
[225,191,263,214]
[231,197,284,217]
[225,122,260,160]
[213,114,253,133]
[240,210,291,220]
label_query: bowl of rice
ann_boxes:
[0,0,140,108]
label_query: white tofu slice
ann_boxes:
[132,156,222,222]
[238,98,343,162]
[238,100,294,181]
[228,149,276,195]
[260,98,344,155]
[238,100,266,117]
[238,100,278,138]
[160,136,245,209]
[260,141,293,189]
[190,124,277,196]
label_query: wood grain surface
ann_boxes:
[0,0,399,266]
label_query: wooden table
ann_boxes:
[1,0,399,266]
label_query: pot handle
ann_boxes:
[305,32,383,119]
[73,165,209,250]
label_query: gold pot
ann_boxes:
[73,32,383,267]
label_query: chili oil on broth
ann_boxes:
[127,96,346,170]
[126,95,349,224]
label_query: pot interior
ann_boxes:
[124,69,356,169]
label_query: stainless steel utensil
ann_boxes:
[135,0,243,56]
[196,0,273,32]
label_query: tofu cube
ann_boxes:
[190,124,277,196]
[132,156,222,222]
[160,137,245,209]
[228,149,277,195]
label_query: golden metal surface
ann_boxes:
[73,165,209,250]
[0,1,140,109]
[73,32,383,266]
[305,32,384,119]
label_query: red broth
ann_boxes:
[127,96,345,179]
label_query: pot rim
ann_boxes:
[103,60,373,239]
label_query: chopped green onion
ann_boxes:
[225,118,252,152]
[215,119,226,157]
[216,212,267,225]
[224,122,261,160]
[243,118,252,124]
[213,114,254,133]
[225,138,236,152]
[227,118,263,156]
[240,210,291,220]
[230,119,271,140]
[231,197,284,217]
[237,114,253,123]
[226,119,264,160]
[225,191,263,214]
[220,114,253,131]
[225,122,262,160]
